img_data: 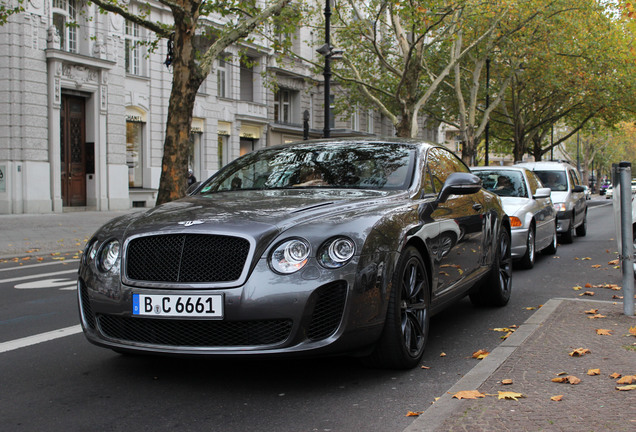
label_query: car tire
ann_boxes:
[469,229,512,307]
[561,216,575,244]
[519,226,535,269]
[542,224,558,255]
[576,213,587,237]
[368,246,430,369]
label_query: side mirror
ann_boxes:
[438,172,482,203]
[533,187,552,199]
[572,185,585,193]
[186,181,202,196]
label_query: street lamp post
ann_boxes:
[320,0,332,138]
[484,58,490,166]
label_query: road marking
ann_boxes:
[14,278,76,291]
[0,269,77,284]
[0,259,80,273]
[0,325,82,354]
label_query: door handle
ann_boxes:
[472,203,483,212]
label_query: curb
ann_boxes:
[402,298,563,432]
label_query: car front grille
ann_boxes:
[306,281,347,340]
[97,315,293,347]
[125,234,250,283]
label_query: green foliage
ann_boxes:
[0,0,24,25]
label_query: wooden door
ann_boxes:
[60,95,86,206]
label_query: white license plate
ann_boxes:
[133,294,223,318]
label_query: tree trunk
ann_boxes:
[156,23,204,205]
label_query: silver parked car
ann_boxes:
[78,139,512,369]
[472,167,557,269]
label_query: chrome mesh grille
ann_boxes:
[126,234,250,283]
[97,315,292,347]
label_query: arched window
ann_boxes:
[52,0,78,53]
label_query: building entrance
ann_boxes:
[60,95,86,206]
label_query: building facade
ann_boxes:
[0,0,419,214]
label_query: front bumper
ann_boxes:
[77,256,387,358]
[510,227,529,259]
[555,210,574,233]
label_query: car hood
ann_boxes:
[499,197,532,218]
[103,189,404,242]
[549,191,567,204]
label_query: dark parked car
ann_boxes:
[78,139,512,369]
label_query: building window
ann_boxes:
[217,56,228,98]
[126,121,144,187]
[52,0,77,53]
[351,105,360,131]
[367,109,374,133]
[125,20,144,75]
[240,58,255,102]
[274,89,292,123]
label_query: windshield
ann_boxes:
[474,170,528,198]
[533,170,567,191]
[198,143,416,193]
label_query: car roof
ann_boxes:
[515,161,573,171]
[471,166,531,173]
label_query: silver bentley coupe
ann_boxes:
[78,139,512,369]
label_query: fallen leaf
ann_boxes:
[493,328,515,333]
[498,391,524,401]
[582,257,592,260]
[585,283,593,288]
[440,352,446,357]
[587,369,601,376]
[472,349,489,360]
[550,395,564,401]
[573,286,582,291]
[406,411,423,417]
[616,385,636,391]
[421,366,430,369]
[569,348,591,357]
[596,329,612,335]
[616,375,636,385]
[452,390,485,400]
[501,379,513,385]
[556,372,568,376]
[584,309,598,314]
[591,264,602,268]
[579,291,595,296]
[629,326,636,337]
[588,314,606,319]
[610,373,622,379]
[525,306,537,310]
[552,375,581,385]
[608,259,619,265]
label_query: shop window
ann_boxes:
[126,121,144,187]
[217,54,231,98]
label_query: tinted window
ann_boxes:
[534,170,567,191]
[198,143,416,193]
[473,170,528,198]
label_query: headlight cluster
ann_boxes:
[509,216,522,228]
[553,203,567,212]
[269,236,355,274]
[84,238,121,273]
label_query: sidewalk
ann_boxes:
[0,209,140,260]
[406,298,636,432]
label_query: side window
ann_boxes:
[526,172,541,196]
[425,147,469,194]
[568,169,579,190]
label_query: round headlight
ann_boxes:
[270,239,310,274]
[319,237,355,269]
[98,239,120,272]
[85,239,99,263]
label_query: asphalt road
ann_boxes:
[0,199,625,432]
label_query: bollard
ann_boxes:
[618,162,634,316]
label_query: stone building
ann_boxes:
[0,0,413,214]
